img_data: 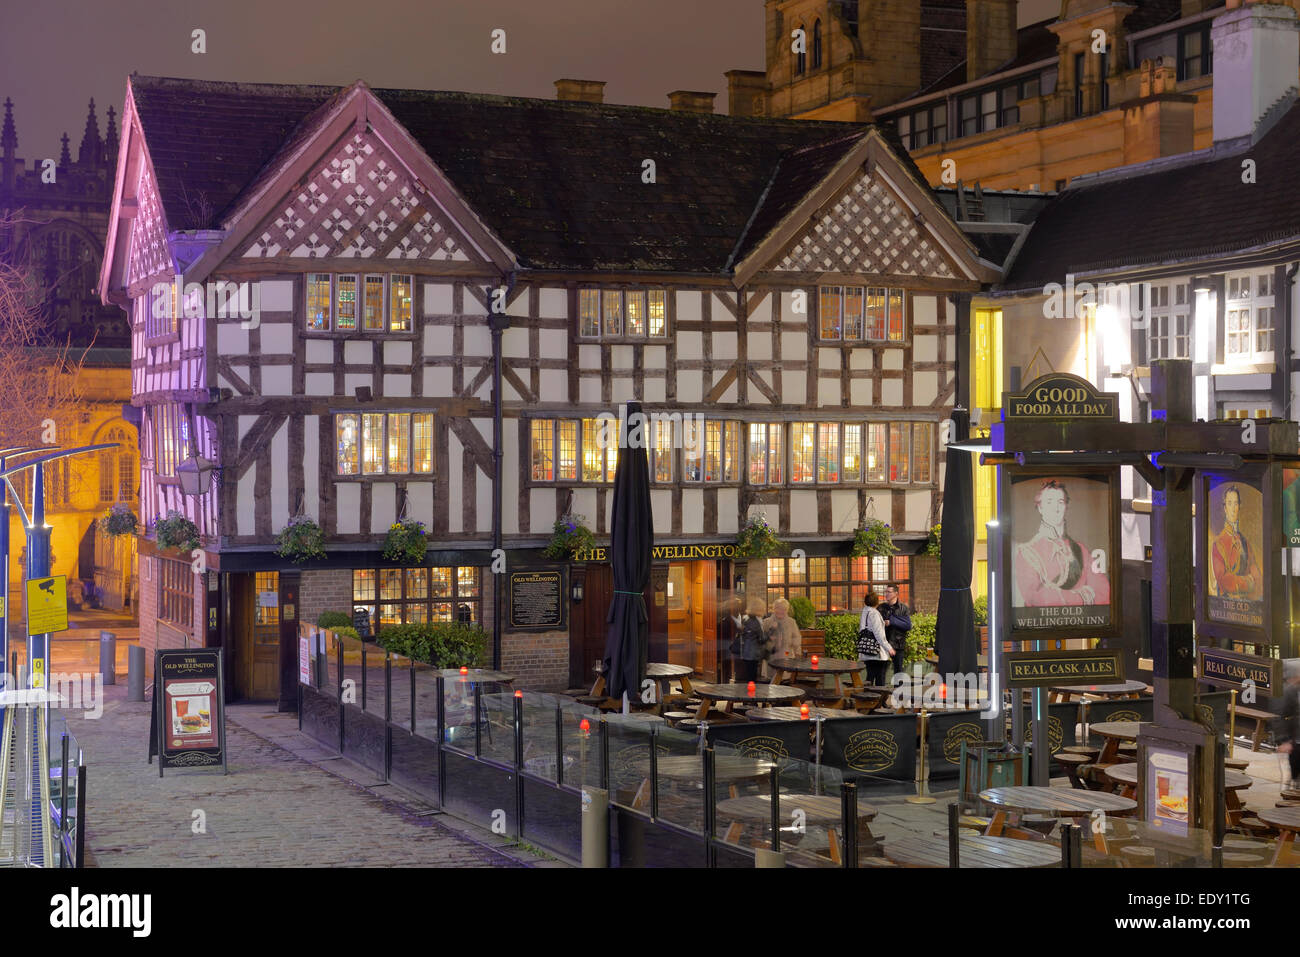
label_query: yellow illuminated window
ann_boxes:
[389,275,412,332]
[817,423,840,482]
[648,291,667,336]
[387,413,410,473]
[843,424,862,481]
[579,289,600,337]
[791,423,815,483]
[413,413,434,473]
[626,290,646,336]
[336,275,357,331]
[973,308,1003,411]
[557,420,578,480]
[363,275,385,331]
[531,419,554,481]
[307,274,331,330]
[361,414,385,474]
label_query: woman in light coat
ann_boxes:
[858,592,893,686]
[762,598,803,677]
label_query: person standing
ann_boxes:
[880,584,912,680]
[857,592,892,686]
[736,596,770,684]
[721,597,745,682]
[1275,660,1300,788]
[762,598,803,678]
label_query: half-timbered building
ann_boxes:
[98,74,995,704]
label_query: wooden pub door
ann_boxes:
[231,571,281,700]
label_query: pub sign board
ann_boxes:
[1198,646,1280,697]
[508,569,565,631]
[1004,372,1118,422]
[148,648,228,776]
[1003,466,1122,641]
[1004,648,1124,688]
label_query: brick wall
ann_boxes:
[501,629,568,691]
[137,554,197,679]
[300,569,352,626]
[913,554,940,615]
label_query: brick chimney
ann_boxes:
[965,0,1018,80]
[1212,2,1299,142]
[554,79,605,104]
[667,91,717,114]
[725,70,767,117]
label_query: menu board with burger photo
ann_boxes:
[149,648,228,776]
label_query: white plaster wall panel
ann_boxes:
[717,379,738,404]
[748,295,771,323]
[261,322,293,354]
[717,488,739,534]
[643,377,666,403]
[782,331,806,358]
[424,366,452,396]
[502,327,530,359]
[474,419,494,536]
[261,365,293,396]
[345,373,372,395]
[611,345,634,371]
[882,379,903,406]
[217,324,248,356]
[506,291,529,318]
[643,345,667,368]
[784,369,806,402]
[677,291,702,325]
[913,371,939,406]
[385,341,413,366]
[679,489,703,533]
[371,482,396,535]
[678,330,703,361]
[424,325,451,357]
[713,331,737,360]
[407,480,433,529]
[905,490,929,532]
[501,429,520,535]
[579,345,600,368]
[913,333,937,363]
[424,283,453,315]
[237,465,257,536]
[851,379,871,406]
[818,376,840,407]
[882,350,904,371]
[819,348,839,371]
[539,330,567,360]
[748,329,772,361]
[788,490,818,533]
[611,377,634,404]
[831,490,859,532]
[571,489,598,528]
[258,280,294,312]
[849,348,872,371]
[345,341,373,365]
[220,363,252,393]
[911,295,937,326]
[539,369,567,402]
[463,324,491,356]
[384,374,411,397]
[306,340,333,364]
[447,434,463,534]
[335,484,361,534]
[304,415,319,518]
[579,375,602,403]
[530,488,555,534]
[947,334,956,358]
[678,370,703,403]
[749,503,779,530]
[540,288,567,317]
[652,490,673,534]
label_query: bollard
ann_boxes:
[127,644,145,701]
[580,787,609,867]
[99,631,117,686]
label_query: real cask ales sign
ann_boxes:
[1004,648,1124,688]
[1197,646,1280,696]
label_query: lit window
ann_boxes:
[626,290,646,337]
[582,418,616,482]
[307,274,331,330]
[817,423,840,482]
[865,288,886,339]
[1225,271,1275,362]
[337,413,359,475]
[724,421,741,482]
[648,291,667,336]
[363,275,385,331]
[361,414,385,474]
[652,419,674,482]
[387,413,410,473]
[579,289,669,339]
[558,420,578,481]
[336,275,357,331]
[888,423,910,483]
[602,290,623,337]
[579,289,600,337]
[844,287,863,338]
[531,419,554,481]
[389,275,412,332]
[866,423,888,483]
[820,286,842,339]
[912,422,933,484]
[413,413,434,473]
[843,424,862,482]
[791,423,815,483]
[888,290,905,341]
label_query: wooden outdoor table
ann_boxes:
[1049,680,1147,702]
[746,706,856,721]
[715,793,877,863]
[591,662,694,700]
[1090,721,1149,765]
[690,682,805,721]
[769,657,865,703]
[979,785,1136,839]
[885,834,1060,868]
[1257,806,1300,865]
[628,753,777,812]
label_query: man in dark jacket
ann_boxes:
[880,585,912,680]
[1275,660,1300,786]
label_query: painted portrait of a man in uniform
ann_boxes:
[1013,479,1111,609]
[1210,484,1262,601]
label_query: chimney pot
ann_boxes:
[667,91,717,114]
[1212,2,1299,142]
[554,79,605,104]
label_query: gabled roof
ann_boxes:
[124,75,945,276]
[1000,101,1300,292]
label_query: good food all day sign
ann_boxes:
[1005,373,1118,421]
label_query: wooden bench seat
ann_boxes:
[1235,705,1275,751]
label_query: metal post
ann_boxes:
[554,703,565,788]
[75,760,86,868]
[435,676,446,808]
[474,684,483,759]
[948,802,961,867]
[648,725,659,820]
[360,642,367,712]
[581,785,609,867]
[703,746,717,868]
[26,461,51,691]
[841,780,858,868]
[985,519,1005,743]
[768,765,781,852]
[1060,823,1081,868]
[599,719,610,791]
[59,732,69,841]
[1031,682,1049,786]
[513,692,524,839]
[409,659,416,736]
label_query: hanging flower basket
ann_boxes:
[275,514,327,564]
[926,523,942,558]
[154,509,200,553]
[100,504,138,538]
[734,514,786,559]
[851,517,897,558]
[542,514,595,560]
[382,518,428,565]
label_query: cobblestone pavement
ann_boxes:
[63,682,536,868]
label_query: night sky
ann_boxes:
[0,0,1059,163]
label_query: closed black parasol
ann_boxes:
[602,401,654,702]
[935,407,978,678]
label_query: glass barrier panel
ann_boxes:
[520,693,561,782]
[363,647,388,718]
[559,702,603,791]
[709,739,774,851]
[441,673,480,754]
[476,689,518,765]
[412,661,440,739]
[605,719,659,815]
[653,725,706,835]
[322,631,341,699]
[774,757,845,868]
[1079,817,1214,869]
[387,654,412,730]
[337,634,367,705]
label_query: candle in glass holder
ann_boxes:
[811,654,820,668]
[460,666,469,675]
[800,703,810,720]
[746,681,756,696]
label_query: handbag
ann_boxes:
[857,627,879,658]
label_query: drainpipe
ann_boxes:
[490,272,517,670]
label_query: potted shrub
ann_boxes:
[816,613,860,660]
[974,594,989,655]
[100,504,138,537]
[382,518,428,565]
[541,513,595,560]
[154,509,200,553]
[316,610,353,631]
[786,595,824,654]
[275,514,327,564]
[851,517,897,558]
[735,514,786,559]
[377,620,489,668]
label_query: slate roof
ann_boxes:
[999,100,1300,292]
[128,75,931,275]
